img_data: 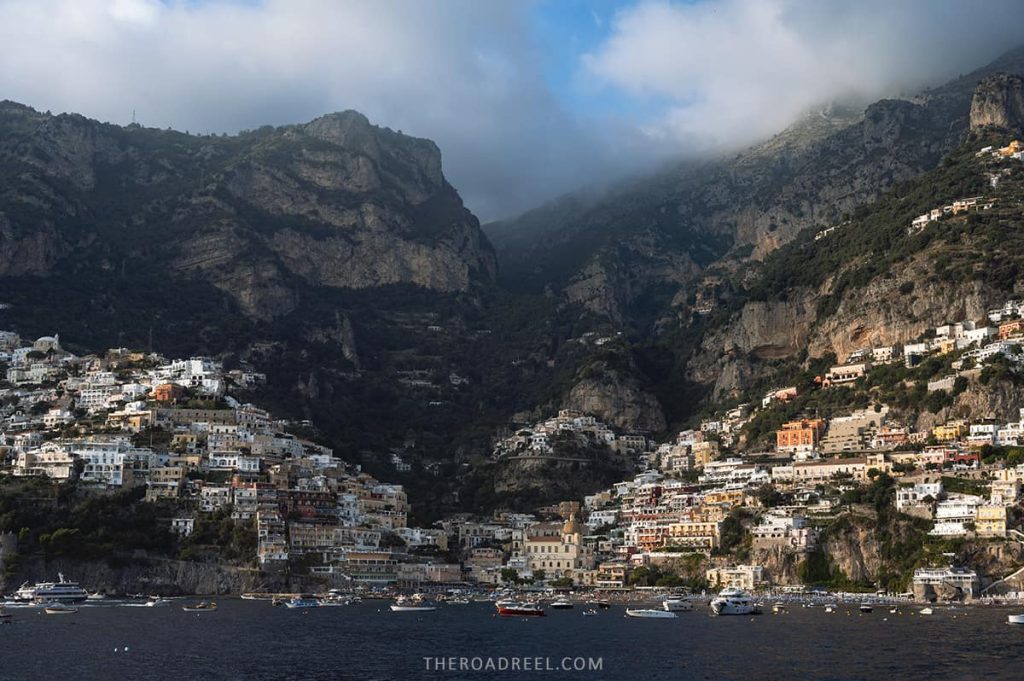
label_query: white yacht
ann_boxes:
[662,597,694,612]
[625,608,677,619]
[710,587,760,616]
[14,574,89,604]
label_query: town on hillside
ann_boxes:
[4,308,1024,605]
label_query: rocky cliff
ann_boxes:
[0,103,496,321]
[970,72,1024,132]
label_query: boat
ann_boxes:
[859,604,873,613]
[583,609,598,616]
[391,596,436,612]
[710,587,760,616]
[447,598,470,605]
[44,603,79,615]
[919,607,933,615]
[14,574,88,604]
[772,603,787,614]
[1008,614,1024,625]
[550,599,574,609]
[824,605,835,613]
[86,592,107,601]
[182,601,218,612]
[144,598,169,607]
[625,608,677,619]
[284,598,322,609]
[663,598,694,612]
[496,602,545,617]
[594,599,611,609]
[889,606,900,614]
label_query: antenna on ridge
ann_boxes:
[132,109,136,125]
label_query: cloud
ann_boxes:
[0,0,1022,220]
[583,0,1024,151]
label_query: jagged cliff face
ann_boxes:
[562,360,667,433]
[0,103,496,320]
[970,72,1024,132]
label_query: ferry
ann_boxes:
[13,574,89,604]
[182,601,218,613]
[496,602,545,617]
[663,598,694,612]
[285,598,322,609]
[625,608,677,619]
[710,588,760,616]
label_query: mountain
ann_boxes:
[0,103,645,517]
[487,46,1024,325]
[0,104,495,319]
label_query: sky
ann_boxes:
[1,0,1024,221]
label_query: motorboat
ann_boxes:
[285,598,322,609]
[919,607,934,615]
[391,596,436,612]
[824,605,835,613]
[496,601,544,617]
[182,601,218,612]
[447,598,470,605]
[1008,614,1024,625]
[14,574,88,604]
[549,599,574,609]
[625,608,677,619]
[44,603,79,615]
[663,598,693,612]
[582,609,598,616]
[889,606,900,614]
[594,599,611,609]
[772,603,788,614]
[710,588,759,616]
[86,592,107,601]
[859,604,873,613]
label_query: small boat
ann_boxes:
[182,601,218,612]
[1008,614,1024,625]
[285,598,321,609]
[595,599,611,609]
[496,602,544,617]
[144,598,169,607]
[919,607,933,616]
[859,604,873,613]
[391,596,436,612]
[44,603,78,615]
[86,592,107,601]
[583,609,598,616]
[550,599,574,610]
[772,603,787,614]
[447,598,470,605]
[663,598,693,612]
[889,606,900,614]
[625,608,677,619]
[824,605,835,613]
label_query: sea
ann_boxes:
[0,599,1018,680]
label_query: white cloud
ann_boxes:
[584,0,1024,151]
[0,0,1022,220]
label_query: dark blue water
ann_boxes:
[0,600,1016,680]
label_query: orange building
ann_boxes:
[776,419,826,452]
[999,320,1023,340]
[152,383,187,402]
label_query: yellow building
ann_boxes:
[524,515,595,582]
[703,489,745,508]
[691,441,719,468]
[933,423,966,442]
[665,520,722,552]
[999,140,1022,157]
[976,505,1007,538]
